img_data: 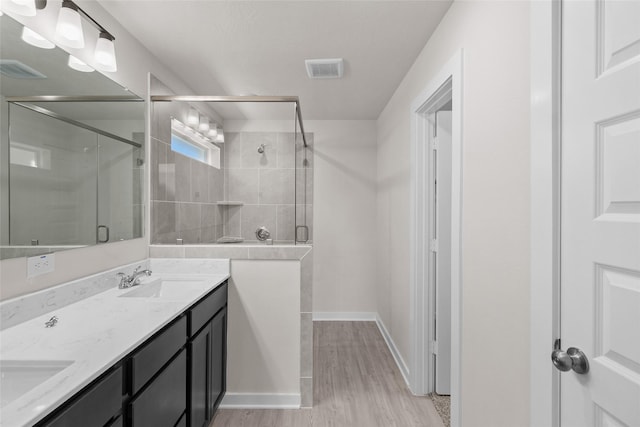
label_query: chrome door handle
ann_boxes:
[551,339,589,374]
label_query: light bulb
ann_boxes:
[94,32,117,72]
[21,26,55,49]
[215,131,225,144]
[55,1,84,49]
[198,116,210,133]
[2,0,36,17]
[187,108,199,126]
[207,123,218,139]
[68,55,94,72]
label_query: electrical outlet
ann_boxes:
[27,253,55,278]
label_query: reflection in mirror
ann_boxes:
[0,13,145,260]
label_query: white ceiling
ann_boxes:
[100,0,452,120]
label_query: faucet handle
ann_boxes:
[117,272,128,288]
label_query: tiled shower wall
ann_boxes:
[149,79,313,245]
[222,131,313,243]
[150,99,226,244]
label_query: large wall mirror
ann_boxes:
[0,13,145,260]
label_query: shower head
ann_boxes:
[258,144,266,154]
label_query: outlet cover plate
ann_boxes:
[27,253,55,278]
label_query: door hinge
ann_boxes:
[430,340,439,355]
[430,239,438,253]
[432,137,439,151]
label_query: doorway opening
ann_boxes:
[409,51,462,427]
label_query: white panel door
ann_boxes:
[561,1,640,426]
[435,110,452,395]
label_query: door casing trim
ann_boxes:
[530,1,562,426]
[409,50,463,427]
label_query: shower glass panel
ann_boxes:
[149,96,312,245]
[97,134,144,243]
[6,102,144,254]
[8,103,97,247]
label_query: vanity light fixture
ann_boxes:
[198,116,210,133]
[94,31,117,72]
[55,1,84,48]
[21,26,55,49]
[215,131,225,144]
[207,123,218,139]
[187,108,199,126]
[2,0,37,17]
[68,55,94,72]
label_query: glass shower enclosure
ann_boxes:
[149,95,312,245]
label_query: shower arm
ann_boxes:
[150,95,308,148]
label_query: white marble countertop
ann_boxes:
[0,259,229,427]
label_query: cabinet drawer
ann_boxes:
[42,366,122,427]
[189,282,227,336]
[131,316,187,394]
[130,350,187,427]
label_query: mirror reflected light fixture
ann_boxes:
[21,26,55,49]
[2,0,37,17]
[68,54,94,72]
[55,0,84,48]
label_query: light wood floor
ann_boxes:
[211,321,445,427]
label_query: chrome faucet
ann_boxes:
[117,266,152,289]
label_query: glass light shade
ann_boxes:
[207,124,218,139]
[55,4,84,48]
[187,108,199,126]
[94,33,117,72]
[198,117,210,132]
[21,26,55,49]
[2,0,36,17]
[68,55,94,72]
[215,131,225,144]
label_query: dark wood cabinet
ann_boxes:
[210,307,227,414]
[188,283,227,427]
[35,280,228,427]
[40,366,123,427]
[129,349,187,427]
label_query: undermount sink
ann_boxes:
[118,278,207,299]
[0,360,74,408]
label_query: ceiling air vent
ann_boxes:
[0,60,47,79]
[305,58,344,79]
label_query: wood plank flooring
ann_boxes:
[211,321,445,427]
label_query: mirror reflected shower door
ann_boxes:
[8,103,97,247]
[97,134,143,244]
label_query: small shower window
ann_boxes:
[171,134,206,161]
[170,118,220,168]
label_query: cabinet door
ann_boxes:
[210,307,227,415]
[130,350,186,427]
[190,322,211,427]
[40,366,122,427]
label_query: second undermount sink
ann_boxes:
[118,278,207,299]
[0,360,74,408]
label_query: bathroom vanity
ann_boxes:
[0,259,229,427]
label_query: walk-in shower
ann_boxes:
[149,91,312,246]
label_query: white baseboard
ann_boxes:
[312,312,377,321]
[220,393,301,409]
[375,314,411,389]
